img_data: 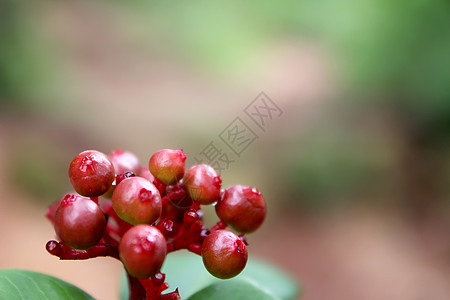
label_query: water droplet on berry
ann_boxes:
[152,272,165,285]
[162,220,174,233]
[251,187,260,195]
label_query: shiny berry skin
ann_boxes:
[69,150,115,197]
[215,185,266,233]
[119,225,167,278]
[182,164,221,205]
[112,177,162,225]
[138,166,155,183]
[54,194,106,250]
[108,149,141,175]
[201,230,248,279]
[149,149,186,185]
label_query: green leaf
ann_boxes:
[187,278,278,300]
[120,251,300,299]
[0,269,94,300]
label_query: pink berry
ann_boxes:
[138,166,155,182]
[182,164,221,205]
[54,194,106,250]
[149,149,186,185]
[215,185,266,233]
[108,149,141,175]
[69,150,115,197]
[119,225,167,278]
[201,230,248,279]
[112,177,162,225]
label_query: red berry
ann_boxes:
[112,177,162,225]
[119,225,167,278]
[108,149,141,175]
[54,194,106,250]
[215,185,266,233]
[201,230,248,279]
[182,164,221,205]
[149,149,186,185]
[69,150,115,197]
[138,166,155,182]
[46,195,64,225]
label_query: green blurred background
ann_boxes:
[1,1,449,299]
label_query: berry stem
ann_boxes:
[238,234,249,246]
[187,243,202,255]
[164,207,204,254]
[127,274,147,300]
[160,289,181,300]
[46,240,119,260]
[210,220,227,232]
[152,177,166,196]
[102,200,133,238]
[46,149,266,298]
[138,277,169,300]
[126,273,172,300]
[160,184,186,208]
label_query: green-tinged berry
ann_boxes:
[182,164,221,205]
[149,149,186,185]
[112,177,162,225]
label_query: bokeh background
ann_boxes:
[1,1,449,299]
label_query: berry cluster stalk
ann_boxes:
[46,149,266,300]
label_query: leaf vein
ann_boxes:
[22,274,50,300]
[4,277,24,300]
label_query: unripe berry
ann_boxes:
[215,185,266,233]
[69,150,115,197]
[182,164,221,205]
[54,194,106,250]
[149,149,186,185]
[201,230,248,279]
[112,177,162,225]
[108,149,141,174]
[119,225,167,278]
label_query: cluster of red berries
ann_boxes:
[46,149,266,299]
